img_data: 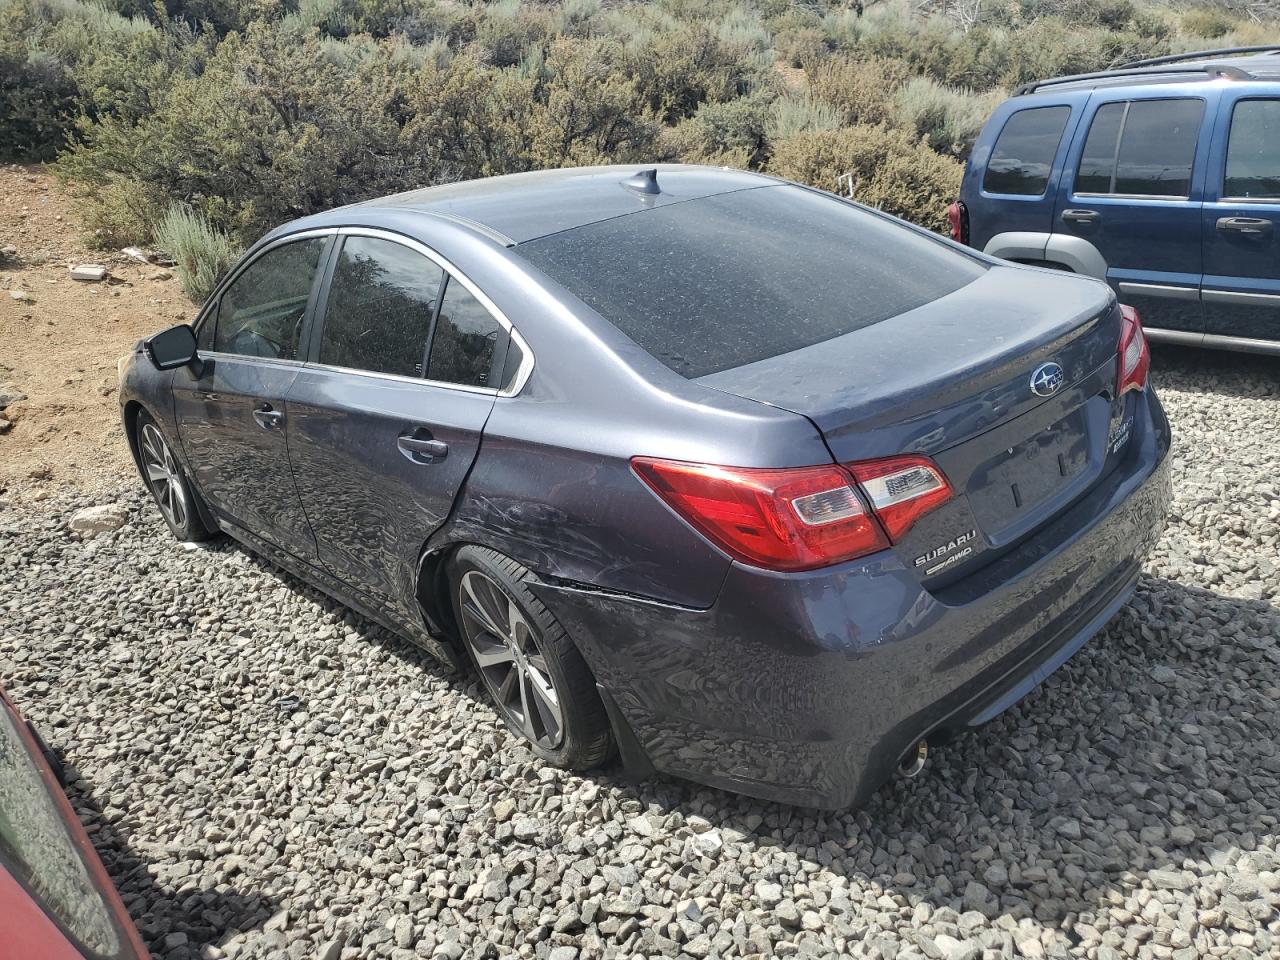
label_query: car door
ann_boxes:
[173,232,333,558]
[285,229,521,621]
[1054,93,1214,335]
[1201,94,1280,346]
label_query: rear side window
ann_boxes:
[1224,99,1280,199]
[516,185,986,378]
[215,238,326,360]
[1074,98,1204,198]
[319,236,444,377]
[426,277,506,388]
[982,106,1071,196]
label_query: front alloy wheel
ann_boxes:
[134,411,214,542]
[140,421,189,531]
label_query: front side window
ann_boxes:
[319,237,444,377]
[982,106,1071,196]
[426,278,506,388]
[1224,99,1280,200]
[1074,98,1204,198]
[214,237,326,360]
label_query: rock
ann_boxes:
[0,417,10,435]
[0,385,26,408]
[149,268,174,281]
[121,246,151,263]
[10,289,34,303]
[492,798,515,822]
[68,503,128,534]
[511,817,540,840]
[70,264,109,281]
[547,949,578,960]
[755,881,783,907]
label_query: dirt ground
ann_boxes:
[0,164,196,496]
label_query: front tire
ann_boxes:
[449,546,613,770]
[135,411,215,542]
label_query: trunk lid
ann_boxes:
[697,266,1123,585]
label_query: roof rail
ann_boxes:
[1121,46,1280,69]
[1013,62,1251,96]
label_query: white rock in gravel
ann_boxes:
[70,264,109,281]
[68,503,128,534]
[121,246,151,263]
[9,289,34,303]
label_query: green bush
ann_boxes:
[807,55,913,126]
[153,204,242,303]
[768,125,963,232]
[892,76,1004,158]
[1181,7,1234,39]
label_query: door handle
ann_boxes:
[252,404,284,430]
[1061,208,1099,224]
[397,431,449,464]
[1217,216,1273,236]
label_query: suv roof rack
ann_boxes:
[1013,46,1280,96]
[1122,46,1280,69]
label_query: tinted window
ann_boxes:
[982,106,1070,196]
[1076,102,1125,194]
[0,707,126,959]
[516,185,986,378]
[1225,99,1280,199]
[319,237,444,377]
[215,238,326,359]
[426,278,506,388]
[1075,99,1203,197]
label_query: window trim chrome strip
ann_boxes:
[1117,281,1200,301]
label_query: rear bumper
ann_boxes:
[533,390,1172,809]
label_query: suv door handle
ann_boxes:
[252,404,284,429]
[1217,216,1273,236]
[398,431,449,464]
[1061,208,1099,224]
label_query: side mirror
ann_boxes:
[145,324,198,371]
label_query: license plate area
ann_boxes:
[965,397,1109,546]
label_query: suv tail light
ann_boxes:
[632,454,954,572]
[947,200,969,245]
[1117,303,1149,396]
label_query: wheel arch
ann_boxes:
[983,231,1108,280]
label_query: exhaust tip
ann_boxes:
[898,739,929,779]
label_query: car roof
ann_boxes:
[1013,48,1280,98]
[277,164,779,246]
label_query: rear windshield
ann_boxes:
[515,185,985,378]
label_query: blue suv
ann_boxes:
[956,46,1280,356]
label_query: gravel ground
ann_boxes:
[2,346,1278,960]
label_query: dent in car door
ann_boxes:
[1201,94,1280,345]
[285,231,515,621]
[1053,94,1213,334]
[173,233,333,558]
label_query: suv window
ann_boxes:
[426,277,506,388]
[516,185,985,378]
[319,236,445,377]
[215,237,326,360]
[1224,99,1280,200]
[1075,98,1204,198]
[982,106,1071,196]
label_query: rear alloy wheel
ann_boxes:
[135,412,214,541]
[450,546,613,769]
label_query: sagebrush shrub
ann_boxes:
[767,125,963,233]
[153,205,242,303]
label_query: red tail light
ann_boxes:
[1117,303,1149,396]
[947,200,968,244]
[632,454,954,571]
[848,455,954,541]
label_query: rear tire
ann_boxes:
[449,545,614,770]
[134,410,215,542]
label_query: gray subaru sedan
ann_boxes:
[119,165,1171,809]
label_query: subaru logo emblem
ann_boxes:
[1030,362,1064,397]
